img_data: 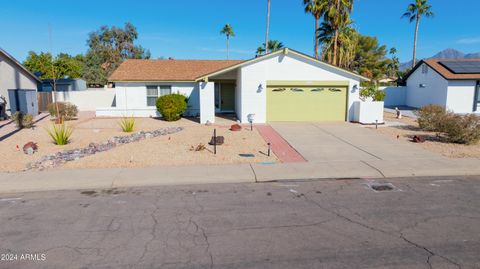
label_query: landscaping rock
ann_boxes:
[412,135,425,143]
[26,127,184,171]
[230,124,242,131]
[23,142,38,155]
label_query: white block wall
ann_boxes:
[54,89,115,111]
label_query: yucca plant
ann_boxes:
[46,123,73,145]
[119,116,135,132]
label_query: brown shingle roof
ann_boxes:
[109,59,245,82]
[423,58,480,80]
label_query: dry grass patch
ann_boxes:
[373,112,480,158]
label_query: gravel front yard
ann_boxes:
[0,115,277,172]
[371,112,480,158]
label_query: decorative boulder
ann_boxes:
[230,124,242,131]
[209,136,224,145]
[23,142,38,155]
[412,135,425,143]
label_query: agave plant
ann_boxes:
[119,116,135,133]
[46,123,73,145]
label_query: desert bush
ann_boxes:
[359,87,385,101]
[45,123,73,145]
[11,112,34,129]
[156,94,188,121]
[442,114,480,145]
[47,102,78,121]
[119,116,135,132]
[415,105,449,132]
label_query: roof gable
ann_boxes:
[197,48,368,81]
[404,58,480,81]
[0,47,41,83]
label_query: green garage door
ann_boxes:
[266,84,348,122]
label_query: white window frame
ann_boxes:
[146,85,172,107]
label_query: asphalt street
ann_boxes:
[0,176,479,269]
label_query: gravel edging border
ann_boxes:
[26,127,184,171]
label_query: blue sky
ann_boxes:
[2,0,479,63]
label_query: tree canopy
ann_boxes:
[83,22,151,85]
[23,52,84,79]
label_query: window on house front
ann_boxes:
[146,85,172,106]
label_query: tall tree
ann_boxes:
[351,35,390,83]
[303,0,328,59]
[23,51,84,79]
[265,0,271,55]
[220,24,235,60]
[402,0,434,68]
[324,0,353,66]
[318,20,357,69]
[83,22,150,85]
[386,47,400,78]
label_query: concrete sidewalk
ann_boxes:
[1,157,480,194]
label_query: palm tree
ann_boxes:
[220,24,235,59]
[324,0,353,66]
[255,40,284,57]
[318,20,356,69]
[303,0,328,59]
[265,0,271,55]
[402,0,434,68]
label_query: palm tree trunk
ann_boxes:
[412,15,420,68]
[265,0,270,55]
[333,29,339,65]
[226,36,230,60]
[314,16,319,59]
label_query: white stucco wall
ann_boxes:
[237,52,361,123]
[0,53,38,111]
[199,82,215,124]
[406,63,448,109]
[446,80,477,113]
[97,82,199,117]
[383,86,407,107]
[54,89,116,111]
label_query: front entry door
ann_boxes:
[220,83,235,112]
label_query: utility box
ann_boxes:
[8,89,39,116]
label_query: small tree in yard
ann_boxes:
[156,94,188,121]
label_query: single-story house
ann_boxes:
[0,47,40,114]
[399,58,480,113]
[98,48,368,123]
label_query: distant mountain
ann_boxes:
[399,48,480,71]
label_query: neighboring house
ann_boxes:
[99,48,367,123]
[0,47,40,114]
[402,59,480,113]
[40,78,87,92]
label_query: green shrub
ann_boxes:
[360,87,385,101]
[47,102,78,121]
[45,123,73,145]
[119,116,135,132]
[11,112,34,129]
[415,105,449,132]
[156,93,188,121]
[442,114,480,145]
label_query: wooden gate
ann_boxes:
[37,92,53,112]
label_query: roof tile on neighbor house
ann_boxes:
[109,59,245,82]
[423,58,480,80]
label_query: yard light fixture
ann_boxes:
[247,114,255,131]
[257,83,264,93]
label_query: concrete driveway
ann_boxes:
[270,122,443,162]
